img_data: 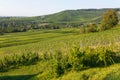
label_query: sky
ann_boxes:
[0,0,120,16]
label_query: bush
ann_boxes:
[68,47,85,71]
[80,23,97,34]
[0,52,40,72]
[46,46,117,78]
[86,23,97,33]
[52,51,67,77]
[67,47,116,72]
[83,47,115,67]
[80,27,86,34]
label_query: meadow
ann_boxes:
[0,26,120,80]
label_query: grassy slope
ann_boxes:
[0,27,120,80]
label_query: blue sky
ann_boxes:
[0,0,120,16]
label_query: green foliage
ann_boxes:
[52,51,69,77]
[52,61,65,77]
[68,47,116,71]
[32,47,119,80]
[80,23,98,34]
[83,47,116,67]
[34,47,118,79]
[68,47,85,71]
[0,52,39,72]
[86,23,98,32]
[100,10,118,30]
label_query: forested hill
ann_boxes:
[1,8,120,23]
[38,8,120,23]
[39,9,105,23]
[0,8,120,34]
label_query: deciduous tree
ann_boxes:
[101,10,118,30]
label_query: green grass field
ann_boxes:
[0,27,120,80]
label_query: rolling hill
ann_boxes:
[0,8,120,23]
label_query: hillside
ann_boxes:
[39,9,104,23]
[0,8,120,23]
[39,8,120,23]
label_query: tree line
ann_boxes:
[0,20,83,35]
[0,21,39,34]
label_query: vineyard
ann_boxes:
[0,26,120,80]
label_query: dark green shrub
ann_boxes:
[53,62,65,77]
[80,23,98,34]
[0,52,40,72]
[96,48,115,67]
[51,51,71,77]
[83,48,99,67]
[67,47,116,71]
[83,47,115,67]
[85,23,97,33]
[41,52,54,61]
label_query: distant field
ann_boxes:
[0,28,79,55]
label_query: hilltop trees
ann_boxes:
[100,10,118,30]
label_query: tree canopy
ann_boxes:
[101,10,118,30]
